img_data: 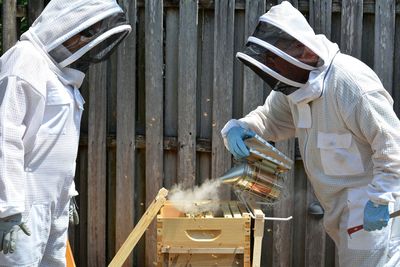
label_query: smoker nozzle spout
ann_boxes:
[218,164,247,184]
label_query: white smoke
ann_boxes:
[168,179,222,215]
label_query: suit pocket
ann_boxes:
[42,89,72,136]
[317,132,364,176]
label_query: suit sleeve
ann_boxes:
[238,91,296,142]
[345,90,400,204]
[0,76,45,217]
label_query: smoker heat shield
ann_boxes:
[244,134,293,170]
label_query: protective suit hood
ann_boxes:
[237,1,339,103]
[21,0,131,74]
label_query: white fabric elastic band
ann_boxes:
[59,24,132,68]
[247,36,316,71]
[236,52,305,88]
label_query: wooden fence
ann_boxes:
[2,0,400,266]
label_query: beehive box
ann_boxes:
[157,201,264,267]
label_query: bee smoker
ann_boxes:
[219,134,293,204]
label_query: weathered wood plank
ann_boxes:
[309,0,332,38]
[177,0,198,187]
[374,0,395,95]
[304,186,326,267]
[75,149,88,267]
[340,0,363,58]
[273,139,295,267]
[27,0,44,25]
[198,10,214,183]
[393,12,400,116]
[361,13,375,71]
[242,0,265,116]
[164,8,179,188]
[292,160,307,266]
[233,11,245,119]
[2,0,17,52]
[87,61,108,266]
[145,0,164,266]
[114,1,137,266]
[212,0,235,198]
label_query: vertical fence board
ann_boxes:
[242,0,265,115]
[304,187,326,267]
[87,62,108,266]
[361,14,375,73]
[212,0,235,196]
[197,10,214,183]
[233,10,245,119]
[164,8,179,188]
[309,0,332,38]
[340,0,363,58]
[27,0,44,25]
[114,1,137,266]
[374,0,395,94]
[393,15,400,116]
[177,0,198,187]
[135,9,146,266]
[273,139,295,267]
[291,160,307,267]
[75,148,88,267]
[2,0,17,52]
[145,0,164,265]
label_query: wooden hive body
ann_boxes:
[157,201,264,267]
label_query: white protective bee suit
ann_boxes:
[222,2,400,266]
[0,0,131,266]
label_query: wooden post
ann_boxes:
[2,0,17,52]
[115,1,137,266]
[27,0,44,25]
[212,0,235,198]
[164,8,179,188]
[145,0,164,266]
[340,0,363,59]
[252,209,265,267]
[87,61,108,266]
[177,0,198,188]
[197,9,213,184]
[242,0,265,116]
[273,139,295,267]
[374,0,395,94]
[309,0,332,38]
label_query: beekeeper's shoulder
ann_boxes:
[329,53,386,98]
[0,40,49,97]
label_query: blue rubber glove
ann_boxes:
[0,214,31,254]
[226,126,256,159]
[363,200,390,231]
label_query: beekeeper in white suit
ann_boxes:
[222,2,400,266]
[0,0,131,265]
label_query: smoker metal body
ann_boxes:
[220,134,293,204]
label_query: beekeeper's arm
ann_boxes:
[221,91,296,158]
[0,76,45,218]
[344,90,400,230]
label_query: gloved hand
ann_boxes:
[363,200,390,231]
[69,197,79,226]
[226,126,256,159]
[0,213,31,254]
